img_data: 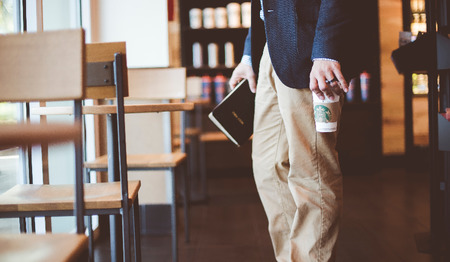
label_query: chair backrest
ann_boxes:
[85,42,132,211]
[125,68,188,155]
[127,67,186,100]
[0,29,85,102]
[85,42,129,99]
[0,29,86,234]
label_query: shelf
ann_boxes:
[179,1,248,73]
[187,66,235,76]
[182,27,249,32]
[180,0,249,9]
[182,27,248,44]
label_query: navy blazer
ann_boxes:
[243,0,362,89]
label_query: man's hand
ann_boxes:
[229,62,257,93]
[309,60,348,100]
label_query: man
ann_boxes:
[229,0,362,261]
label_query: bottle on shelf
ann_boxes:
[412,73,428,95]
[417,0,425,13]
[411,13,421,37]
[187,76,203,99]
[203,8,215,29]
[224,42,235,68]
[192,42,203,68]
[215,7,228,28]
[419,13,427,34]
[227,3,241,28]
[189,8,202,29]
[202,75,212,100]
[360,71,370,102]
[410,0,419,13]
[346,78,357,102]
[208,43,219,68]
[214,74,227,104]
[241,2,251,28]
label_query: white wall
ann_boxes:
[124,101,172,205]
[88,0,172,204]
[43,0,80,31]
[89,0,169,68]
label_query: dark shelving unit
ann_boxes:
[394,0,450,259]
[179,0,249,78]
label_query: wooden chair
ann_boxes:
[34,42,142,262]
[85,67,193,262]
[0,39,142,261]
[0,29,88,261]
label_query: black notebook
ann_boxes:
[208,79,255,146]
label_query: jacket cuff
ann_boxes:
[241,55,252,66]
[312,58,340,64]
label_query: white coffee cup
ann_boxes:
[241,2,251,28]
[312,92,340,132]
[208,43,219,68]
[189,8,202,29]
[192,42,203,68]
[224,42,235,67]
[203,8,215,29]
[215,7,228,28]
[227,3,241,28]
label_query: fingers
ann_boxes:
[335,72,348,93]
[310,59,347,100]
[229,76,243,89]
[248,77,257,93]
[229,62,256,93]
[323,72,338,99]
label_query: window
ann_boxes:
[0,0,23,234]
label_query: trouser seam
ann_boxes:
[273,120,291,233]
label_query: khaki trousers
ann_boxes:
[252,45,343,262]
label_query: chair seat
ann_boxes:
[0,181,141,212]
[84,153,187,170]
[0,233,88,262]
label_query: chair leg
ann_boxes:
[199,140,208,199]
[170,168,178,262]
[110,215,122,262]
[86,216,94,262]
[85,169,94,262]
[19,217,27,233]
[122,206,132,262]
[182,161,190,243]
[187,136,198,199]
[132,197,142,262]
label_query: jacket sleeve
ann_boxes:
[243,28,252,57]
[311,0,354,61]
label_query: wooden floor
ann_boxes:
[95,167,433,262]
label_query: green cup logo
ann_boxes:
[314,105,332,123]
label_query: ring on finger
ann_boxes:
[325,78,338,85]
